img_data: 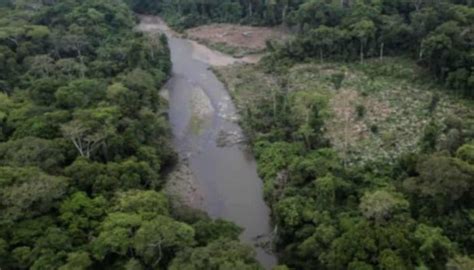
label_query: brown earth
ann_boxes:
[186,23,289,51]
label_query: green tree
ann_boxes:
[0,166,68,222]
[133,216,195,267]
[169,239,262,270]
[59,192,107,243]
[112,190,170,219]
[403,155,474,212]
[414,224,455,269]
[350,19,376,63]
[58,251,93,270]
[359,189,409,223]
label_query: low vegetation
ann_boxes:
[219,58,474,166]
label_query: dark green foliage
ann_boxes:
[330,72,345,90]
[355,104,366,119]
[0,137,67,172]
[192,219,243,246]
[0,166,68,222]
[0,1,260,269]
[169,239,262,270]
[2,0,474,269]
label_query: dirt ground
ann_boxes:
[186,24,289,51]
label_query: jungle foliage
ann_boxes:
[0,0,261,269]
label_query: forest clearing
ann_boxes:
[185,23,290,57]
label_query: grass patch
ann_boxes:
[188,37,264,58]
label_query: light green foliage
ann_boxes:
[192,218,242,246]
[93,212,195,267]
[113,190,170,219]
[0,137,61,166]
[169,239,262,270]
[133,216,195,266]
[124,258,145,270]
[55,79,106,109]
[58,251,93,270]
[121,68,161,111]
[415,224,454,267]
[359,190,409,223]
[273,266,290,270]
[93,212,143,259]
[65,157,161,195]
[256,141,301,182]
[446,256,474,270]
[275,196,316,230]
[456,142,474,165]
[59,192,107,242]
[312,174,338,210]
[107,82,140,114]
[0,166,68,222]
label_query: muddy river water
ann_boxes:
[137,16,277,269]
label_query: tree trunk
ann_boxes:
[76,48,85,78]
[380,42,384,60]
[360,41,364,63]
[282,4,288,23]
[272,88,277,122]
[320,47,324,63]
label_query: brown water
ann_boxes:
[137,16,277,269]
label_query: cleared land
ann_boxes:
[185,24,289,57]
[215,58,474,166]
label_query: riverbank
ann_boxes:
[185,23,289,58]
[137,15,278,269]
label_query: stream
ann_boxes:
[137,16,277,269]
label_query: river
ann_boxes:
[137,16,277,269]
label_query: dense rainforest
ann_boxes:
[0,0,262,269]
[1,0,474,269]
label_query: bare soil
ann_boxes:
[186,24,289,52]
